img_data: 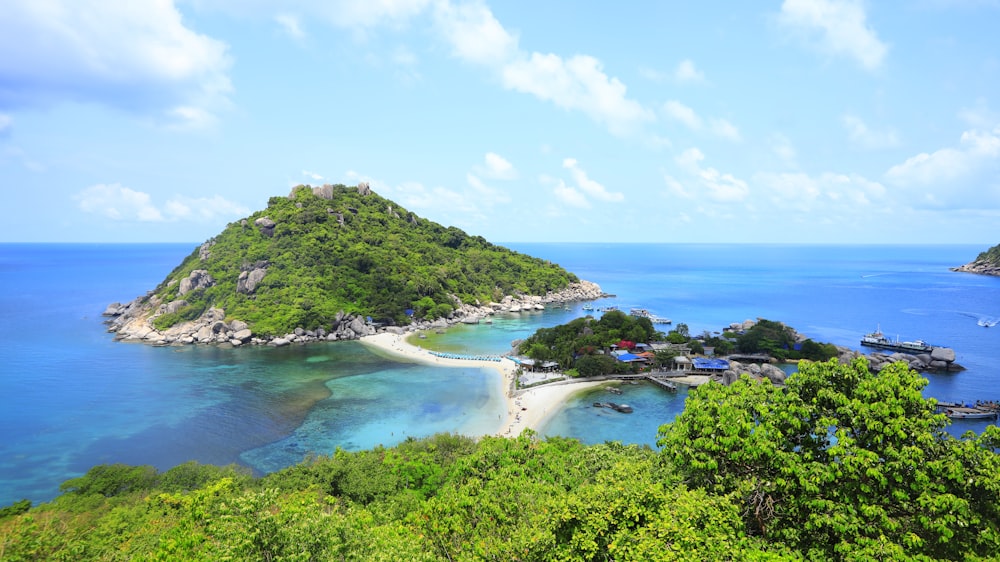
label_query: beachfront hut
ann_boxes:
[670,356,693,372]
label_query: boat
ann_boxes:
[860,325,935,353]
[582,304,595,311]
[629,308,651,318]
[598,305,618,312]
[651,316,672,325]
[607,387,623,395]
[938,406,998,420]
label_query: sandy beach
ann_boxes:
[359,331,606,437]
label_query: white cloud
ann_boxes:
[302,170,324,181]
[75,184,165,222]
[0,113,10,135]
[275,13,305,40]
[552,179,591,209]
[433,0,518,65]
[0,0,232,127]
[842,114,899,149]
[778,0,888,71]
[884,125,1000,208]
[502,53,654,136]
[466,173,511,205]
[674,59,705,83]
[663,100,702,130]
[662,101,741,141]
[755,171,886,212]
[562,158,624,202]
[709,118,742,142]
[480,152,517,179]
[164,195,251,221]
[74,183,248,222]
[671,148,750,203]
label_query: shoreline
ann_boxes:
[359,332,606,437]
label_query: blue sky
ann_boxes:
[1,1,998,244]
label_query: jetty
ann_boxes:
[644,375,678,392]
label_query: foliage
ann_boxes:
[517,310,661,375]
[143,185,579,335]
[975,242,1000,265]
[4,367,1000,562]
[658,358,1000,559]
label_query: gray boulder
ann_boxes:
[237,268,267,294]
[760,363,787,384]
[178,270,214,296]
[271,338,290,347]
[349,316,368,336]
[931,347,956,363]
[230,320,248,332]
[254,217,276,237]
[233,329,253,342]
[164,300,188,314]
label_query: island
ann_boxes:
[951,242,1000,276]
[103,183,603,346]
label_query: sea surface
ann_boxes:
[1,243,998,506]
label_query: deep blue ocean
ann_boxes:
[1,243,998,506]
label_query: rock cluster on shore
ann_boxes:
[951,259,1000,277]
[837,345,963,373]
[103,280,606,347]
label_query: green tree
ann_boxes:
[658,358,1000,559]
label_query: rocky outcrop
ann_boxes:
[237,263,268,294]
[357,182,371,196]
[720,360,787,386]
[837,346,964,373]
[178,270,214,296]
[103,278,606,348]
[951,259,1000,277]
[254,217,276,237]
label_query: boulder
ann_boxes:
[349,316,368,336]
[233,329,253,342]
[230,320,248,332]
[358,182,371,196]
[254,217,276,237]
[237,267,267,294]
[931,347,956,363]
[760,363,787,384]
[102,302,122,316]
[178,270,214,296]
[930,360,950,370]
[164,300,188,314]
[271,338,290,347]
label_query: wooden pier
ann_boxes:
[644,376,678,392]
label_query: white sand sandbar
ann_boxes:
[359,332,605,436]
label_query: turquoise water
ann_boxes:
[2,243,998,505]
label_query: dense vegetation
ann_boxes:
[664,318,839,362]
[516,314,838,377]
[148,185,579,335]
[516,310,664,376]
[976,242,1000,265]
[3,359,999,560]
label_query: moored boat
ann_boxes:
[860,325,935,353]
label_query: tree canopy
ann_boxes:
[516,310,661,374]
[658,358,1000,559]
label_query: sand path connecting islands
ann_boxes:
[359,332,606,437]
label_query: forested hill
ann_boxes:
[951,242,1000,276]
[106,183,581,338]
